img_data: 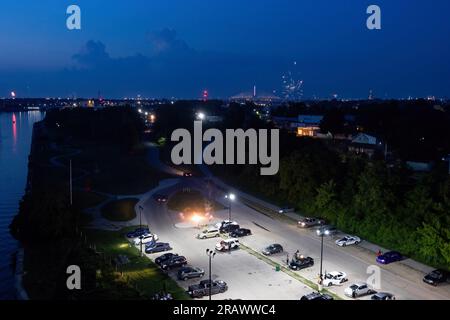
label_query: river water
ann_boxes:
[0,111,44,299]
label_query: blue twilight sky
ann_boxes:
[0,0,449,99]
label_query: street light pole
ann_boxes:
[318,227,324,291]
[139,205,143,256]
[225,193,235,221]
[206,249,216,301]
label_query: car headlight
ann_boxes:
[325,230,330,235]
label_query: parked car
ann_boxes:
[197,227,220,239]
[153,194,168,203]
[317,225,338,236]
[278,207,295,214]
[298,217,325,228]
[376,251,402,265]
[188,280,228,298]
[323,271,348,287]
[344,283,376,298]
[215,220,238,229]
[262,244,284,256]
[133,233,159,246]
[371,292,396,300]
[300,292,334,301]
[177,267,205,281]
[289,256,314,271]
[126,228,150,238]
[423,269,449,286]
[161,256,187,270]
[155,253,178,266]
[229,228,252,238]
[220,223,240,234]
[145,242,172,254]
[215,239,240,252]
[335,235,361,247]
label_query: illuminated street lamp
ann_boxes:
[197,112,206,121]
[206,249,216,301]
[225,193,236,221]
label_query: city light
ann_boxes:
[197,112,206,121]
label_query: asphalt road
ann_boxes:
[138,176,450,300]
[139,181,314,300]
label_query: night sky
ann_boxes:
[1,0,450,99]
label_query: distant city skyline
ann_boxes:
[1,1,450,99]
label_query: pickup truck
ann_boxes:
[187,280,228,298]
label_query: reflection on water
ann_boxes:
[0,111,44,299]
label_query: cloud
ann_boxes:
[72,41,110,67]
[4,30,290,98]
[147,28,191,55]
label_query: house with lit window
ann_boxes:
[296,115,324,137]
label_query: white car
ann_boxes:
[214,220,238,229]
[323,271,348,287]
[344,282,376,298]
[134,233,159,246]
[197,228,221,239]
[335,235,361,247]
[215,239,240,252]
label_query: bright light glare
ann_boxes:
[191,214,204,223]
[197,112,206,120]
[229,193,236,201]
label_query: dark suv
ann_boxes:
[229,228,252,238]
[155,253,178,266]
[161,256,187,270]
[423,270,449,286]
[220,224,240,234]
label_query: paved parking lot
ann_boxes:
[136,179,450,300]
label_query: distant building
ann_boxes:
[348,133,382,158]
[296,115,324,137]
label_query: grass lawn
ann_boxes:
[101,198,138,222]
[167,190,225,213]
[85,227,190,300]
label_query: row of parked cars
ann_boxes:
[127,226,229,299]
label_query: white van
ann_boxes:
[197,227,220,239]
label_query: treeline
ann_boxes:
[45,107,144,149]
[215,141,450,270]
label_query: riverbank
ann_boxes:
[0,111,44,299]
[10,108,187,300]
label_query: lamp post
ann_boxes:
[225,193,236,221]
[139,205,144,256]
[206,249,216,301]
[317,227,325,291]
